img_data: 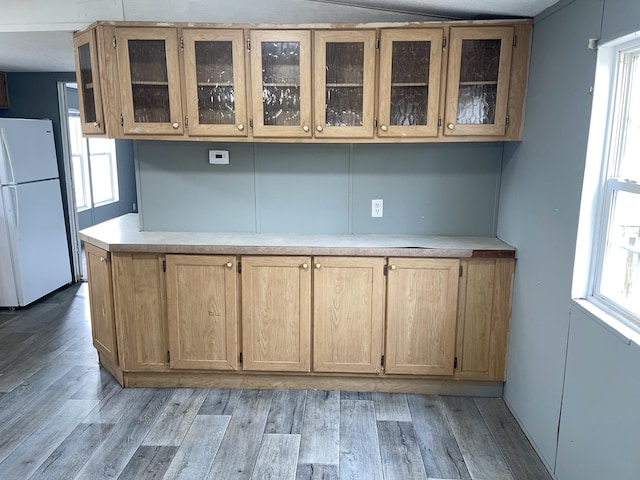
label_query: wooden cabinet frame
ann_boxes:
[115,27,184,135]
[241,256,311,372]
[73,29,105,135]
[250,30,312,138]
[166,254,239,370]
[313,30,377,138]
[385,258,459,375]
[377,28,444,138]
[444,26,514,137]
[182,28,248,137]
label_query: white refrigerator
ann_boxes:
[0,118,72,307]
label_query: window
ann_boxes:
[68,113,119,211]
[587,39,640,330]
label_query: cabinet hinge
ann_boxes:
[237,261,242,274]
[246,38,251,51]
[167,350,171,362]
[443,36,447,49]
[381,355,385,367]
[454,356,458,369]
[513,35,517,48]
[438,116,442,128]
[383,264,388,276]
[113,35,117,49]
[163,260,166,272]
[180,36,184,51]
[374,118,378,128]
[239,352,243,364]
[249,118,253,129]
[120,113,124,127]
[376,38,380,50]
[459,265,463,277]
[506,115,510,128]
[185,115,189,128]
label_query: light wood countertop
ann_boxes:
[79,214,515,258]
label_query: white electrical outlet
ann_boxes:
[372,199,383,217]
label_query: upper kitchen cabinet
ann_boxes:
[377,29,443,138]
[74,20,531,142]
[73,29,105,135]
[314,30,376,138]
[115,27,183,135]
[183,29,248,136]
[250,30,312,137]
[444,26,514,137]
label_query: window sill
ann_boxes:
[571,298,640,347]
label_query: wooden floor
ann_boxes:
[0,283,551,480]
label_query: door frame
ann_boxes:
[57,81,83,282]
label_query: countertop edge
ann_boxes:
[79,214,516,259]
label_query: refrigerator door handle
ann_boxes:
[8,186,19,232]
[0,128,16,185]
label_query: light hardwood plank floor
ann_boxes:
[0,284,551,480]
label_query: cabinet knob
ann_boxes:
[226,262,233,269]
[316,125,323,133]
[100,257,105,263]
[390,264,397,270]
[301,263,309,269]
[315,263,322,269]
[302,125,310,132]
[447,123,455,130]
[93,122,99,128]
[172,122,180,129]
[237,123,244,131]
[380,124,388,132]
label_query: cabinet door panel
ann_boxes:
[455,258,514,381]
[314,30,376,138]
[116,27,183,135]
[242,256,311,371]
[444,26,514,137]
[251,30,312,137]
[386,258,459,375]
[73,29,105,135]
[112,253,168,371]
[183,29,248,136]
[313,257,384,373]
[166,255,238,370]
[85,244,117,363]
[378,29,443,138]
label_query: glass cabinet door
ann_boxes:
[250,30,311,137]
[314,30,376,138]
[444,26,514,136]
[378,29,443,138]
[183,29,247,137]
[73,29,105,135]
[115,28,183,135]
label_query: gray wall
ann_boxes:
[497,0,640,477]
[136,141,503,235]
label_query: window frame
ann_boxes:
[67,112,119,211]
[585,37,640,333]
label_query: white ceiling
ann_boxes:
[0,0,559,73]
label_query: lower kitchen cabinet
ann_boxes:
[241,256,311,372]
[165,254,239,370]
[313,256,386,374]
[455,258,515,381]
[82,240,515,390]
[385,258,459,375]
[111,253,168,371]
[85,244,118,367]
